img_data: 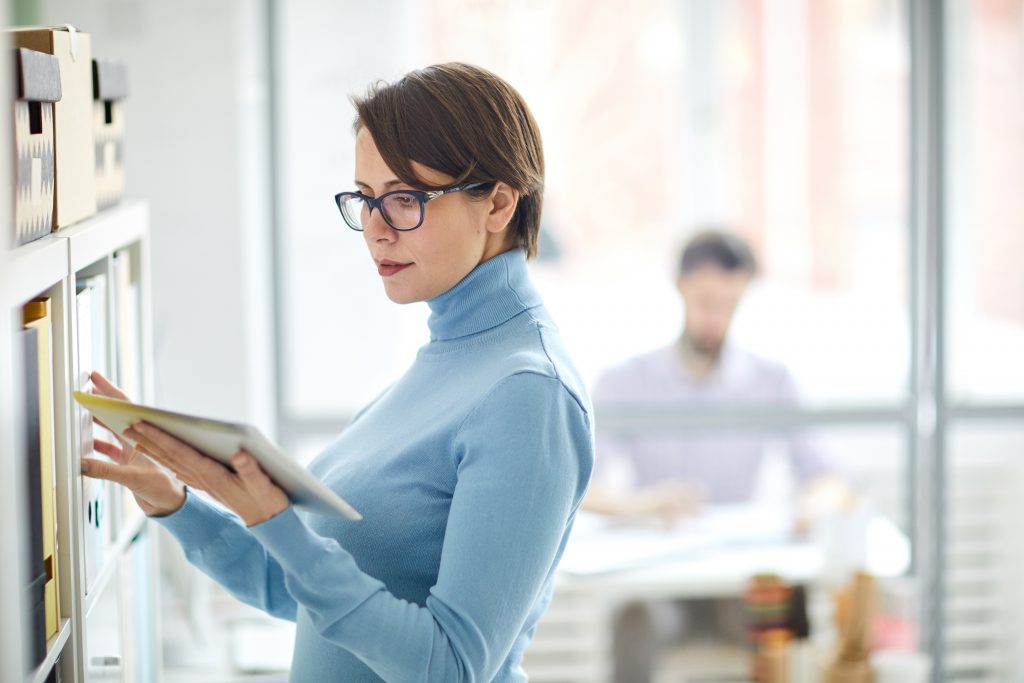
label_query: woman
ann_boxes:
[82,62,593,682]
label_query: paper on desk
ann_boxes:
[559,504,795,575]
[557,524,716,575]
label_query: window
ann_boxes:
[946,0,1024,404]
[270,1,1023,678]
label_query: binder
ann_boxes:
[77,274,113,593]
[112,250,142,521]
[20,326,48,667]
[23,298,61,639]
[112,250,140,399]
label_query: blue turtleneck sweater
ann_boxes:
[156,249,594,682]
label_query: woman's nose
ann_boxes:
[362,208,396,242]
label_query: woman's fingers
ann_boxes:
[89,440,172,485]
[123,426,159,454]
[81,456,187,518]
[89,372,129,432]
[114,426,285,527]
[140,450,202,490]
[122,442,204,491]
[124,424,189,465]
[81,457,145,489]
[90,371,129,400]
[231,451,268,484]
[123,431,191,479]
[226,450,290,526]
[93,438,125,462]
[127,422,194,458]
[94,438,158,470]
[126,422,229,491]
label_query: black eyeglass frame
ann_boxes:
[334,181,492,232]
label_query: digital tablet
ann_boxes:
[73,392,361,520]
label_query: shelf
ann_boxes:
[84,511,149,620]
[28,617,73,683]
[60,202,149,272]
[0,202,148,307]
[0,233,67,309]
[4,199,156,682]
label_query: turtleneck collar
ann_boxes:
[426,249,543,341]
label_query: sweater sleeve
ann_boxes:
[153,490,298,622]
[247,371,593,682]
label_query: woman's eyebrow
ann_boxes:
[354,179,405,191]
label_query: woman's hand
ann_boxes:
[83,372,290,526]
[82,372,186,517]
[121,421,290,528]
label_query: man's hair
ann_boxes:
[352,63,545,258]
[678,229,758,277]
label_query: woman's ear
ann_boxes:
[485,182,520,234]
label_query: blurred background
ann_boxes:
[14,0,1024,681]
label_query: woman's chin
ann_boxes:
[382,282,421,305]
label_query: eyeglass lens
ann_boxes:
[340,192,422,231]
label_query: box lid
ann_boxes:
[92,59,128,101]
[8,25,88,62]
[13,47,62,102]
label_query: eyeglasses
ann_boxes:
[334,182,491,232]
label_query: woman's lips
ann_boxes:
[377,261,412,277]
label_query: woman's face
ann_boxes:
[354,128,515,304]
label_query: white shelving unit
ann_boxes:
[0,201,161,683]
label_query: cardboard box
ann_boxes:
[92,59,128,210]
[12,47,61,246]
[10,25,97,229]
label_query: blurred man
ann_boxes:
[585,229,834,519]
[583,229,842,683]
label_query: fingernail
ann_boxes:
[80,460,91,474]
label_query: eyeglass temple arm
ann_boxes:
[423,182,490,201]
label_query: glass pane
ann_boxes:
[421,0,910,407]
[946,1,1024,403]
[276,0,912,421]
[948,421,1024,681]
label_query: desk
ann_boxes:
[522,508,909,683]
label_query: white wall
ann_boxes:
[39,0,276,433]
[273,0,424,424]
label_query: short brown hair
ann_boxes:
[352,63,545,258]
[679,229,758,277]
